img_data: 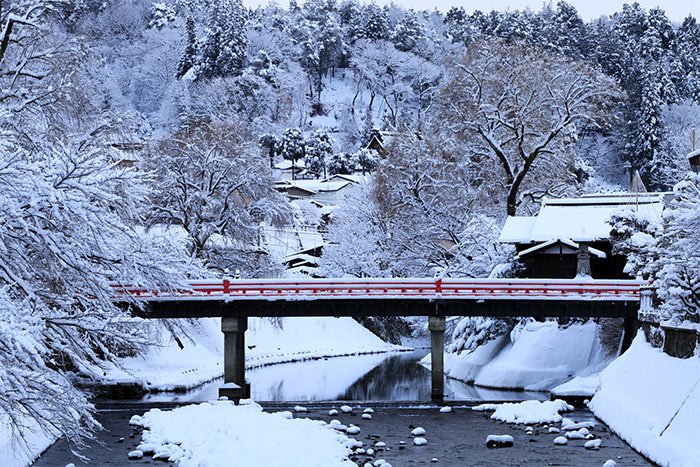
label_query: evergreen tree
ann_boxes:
[392,10,426,52]
[360,4,389,41]
[279,127,306,178]
[199,0,248,78]
[177,16,198,78]
[305,128,334,178]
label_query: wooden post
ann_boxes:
[220,317,250,401]
[429,315,446,401]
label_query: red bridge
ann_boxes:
[117,278,648,401]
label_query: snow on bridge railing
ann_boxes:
[110,278,650,302]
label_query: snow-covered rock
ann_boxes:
[328,409,339,416]
[127,450,143,459]
[584,439,602,450]
[347,425,361,435]
[473,399,573,424]
[293,405,307,412]
[603,460,617,467]
[485,434,514,448]
[362,414,372,420]
[553,436,568,445]
[439,406,452,413]
[363,408,374,414]
[413,437,428,446]
[340,405,353,413]
[411,427,426,436]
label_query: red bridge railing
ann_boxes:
[110,278,649,302]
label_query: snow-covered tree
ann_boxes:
[278,127,306,176]
[439,39,619,216]
[305,128,334,178]
[144,120,289,276]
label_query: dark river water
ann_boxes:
[139,349,547,403]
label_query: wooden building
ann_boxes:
[499,194,665,279]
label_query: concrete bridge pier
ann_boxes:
[219,317,250,402]
[429,315,446,401]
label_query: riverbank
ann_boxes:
[79,317,405,396]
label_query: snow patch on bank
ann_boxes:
[437,320,606,391]
[589,333,700,467]
[0,413,57,467]
[82,317,402,392]
[130,400,357,466]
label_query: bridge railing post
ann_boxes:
[429,314,446,401]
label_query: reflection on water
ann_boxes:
[141,350,547,403]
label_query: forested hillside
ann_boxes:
[1,0,700,456]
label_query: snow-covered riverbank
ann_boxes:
[426,320,608,391]
[80,317,404,393]
[589,334,700,467]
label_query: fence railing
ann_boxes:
[110,278,650,302]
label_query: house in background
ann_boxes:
[274,177,357,205]
[499,193,666,279]
[689,148,700,173]
[273,159,314,180]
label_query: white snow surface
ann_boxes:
[589,333,700,467]
[83,317,401,392]
[443,320,606,390]
[473,399,573,424]
[551,374,600,397]
[0,412,57,467]
[131,400,357,466]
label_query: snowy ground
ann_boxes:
[80,317,403,393]
[432,320,607,391]
[0,414,57,467]
[129,400,357,466]
[589,333,700,467]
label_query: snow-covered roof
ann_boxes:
[323,174,362,184]
[274,159,306,170]
[276,180,352,193]
[264,226,325,259]
[688,148,700,159]
[498,217,537,243]
[516,239,606,259]
[500,194,665,244]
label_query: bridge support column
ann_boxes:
[219,317,250,402]
[429,315,446,401]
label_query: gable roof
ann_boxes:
[516,239,606,260]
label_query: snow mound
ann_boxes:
[553,436,568,445]
[551,374,600,397]
[439,406,452,413]
[589,334,700,467]
[413,437,427,446]
[472,399,573,424]
[131,400,356,466]
[411,427,426,436]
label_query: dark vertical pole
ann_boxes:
[620,316,638,354]
[429,315,446,401]
[220,317,249,401]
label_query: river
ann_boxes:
[138,349,547,403]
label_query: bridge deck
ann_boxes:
[116,278,646,319]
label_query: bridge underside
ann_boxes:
[135,298,639,319]
[132,298,638,403]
